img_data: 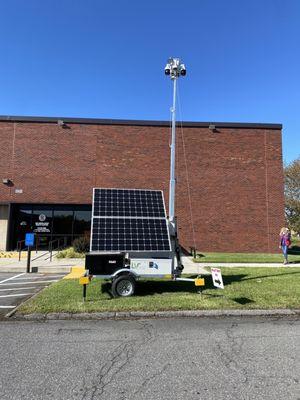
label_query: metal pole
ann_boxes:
[83,284,87,301]
[168,77,177,226]
[50,241,52,262]
[26,246,31,273]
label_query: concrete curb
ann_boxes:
[9,308,300,321]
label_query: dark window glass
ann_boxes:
[53,210,74,235]
[15,208,32,245]
[73,210,91,235]
[11,204,92,250]
[18,208,32,226]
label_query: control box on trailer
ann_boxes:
[86,253,128,276]
[130,258,172,275]
[85,252,172,277]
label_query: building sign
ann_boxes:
[33,213,51,233]
[39,214,46,222]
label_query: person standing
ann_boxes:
[279,227,291,265]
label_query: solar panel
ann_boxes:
[91,217,171,252]
[90,188,171,252]
[93,188,166,218]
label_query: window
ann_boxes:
[73,210,91,236]
[53,210,74,235]
[11,204,92,250]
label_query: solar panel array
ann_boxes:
[93,188,166,218]
[91,188,171,252]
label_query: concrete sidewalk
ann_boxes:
[0,256,84,273]
[0,255,298,274]
[183,259,300,273]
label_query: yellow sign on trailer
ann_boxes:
[195,278,205,287]
[79,276,90,285]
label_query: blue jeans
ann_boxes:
[282,245,288,260]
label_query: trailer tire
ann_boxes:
[111,275,136,298]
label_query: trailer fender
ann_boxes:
[111,269,138,279]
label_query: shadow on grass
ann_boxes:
[196,253,205,258]
[233,297,255,305]
[101,280,202,297]
[101,275,244,297]
[240,271,300,281]
[100,270,300,298]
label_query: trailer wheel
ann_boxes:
[111,275,136,297]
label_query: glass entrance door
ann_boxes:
[32,209,53,249]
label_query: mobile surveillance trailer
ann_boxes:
[85,58,196,297]
[85,188,184,297]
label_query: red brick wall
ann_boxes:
[0,121,285,253]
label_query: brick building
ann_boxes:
[0,116,285,253]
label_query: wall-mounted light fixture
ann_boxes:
[209,124,218,133]
[2,178,12,185]
[57,119,67,128]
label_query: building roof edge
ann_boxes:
[0,115,282,129]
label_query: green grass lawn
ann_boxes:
[194,236,300,263]
[194,252,300,263]
[18,268,300,314]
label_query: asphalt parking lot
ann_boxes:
[0,272,65,318]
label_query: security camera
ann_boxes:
[180,64,186,76]
[164,58,186,79]
[164,64,171,75]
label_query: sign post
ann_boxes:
[79,276,90,301]
[25,233,35,273]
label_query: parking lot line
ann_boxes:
[14,275,63,280]
[0,280,59,286]
[0,287,36,292]
[0,306,15,309]
[0,293,35,298]
[0,273,26,284]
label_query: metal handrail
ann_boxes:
[17,235,84,263]
[35,235,39,253]
[17,236,39,261]
[17,240,25,252]
[31,250,51,262]
[48,238,63,262]
[30,237,68,262]
[190,247,197,258]
[17,240,25,261]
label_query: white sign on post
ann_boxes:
[211,268,224,289]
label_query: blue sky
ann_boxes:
[0,0,299,163]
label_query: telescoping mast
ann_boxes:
[83,58,206,298]
[164,58,186,276]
